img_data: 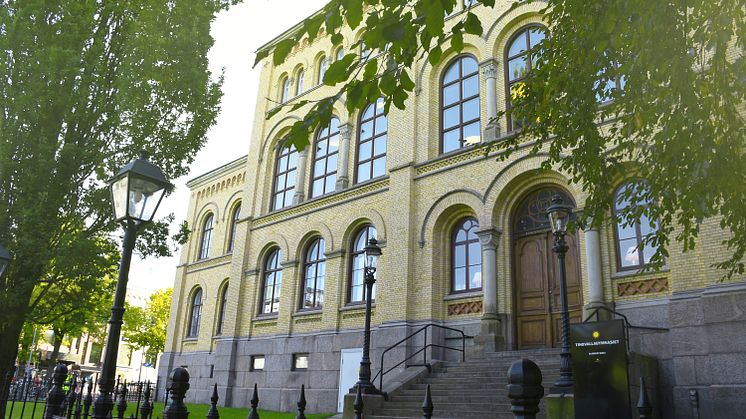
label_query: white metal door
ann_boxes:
[338,348,363,412]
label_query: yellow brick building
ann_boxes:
[159,1,746,417]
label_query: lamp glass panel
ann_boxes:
[548,210,569,234]
[365,252,379,269]
[111,177,130,220]
[128,177,166,222]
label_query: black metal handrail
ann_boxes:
[372,323,471,392]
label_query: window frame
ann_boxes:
[227,202,241,253]
[504,24,546,132]
[309,118,340,198]
[280,76,291,103]
[451,217,482,294]
[347,225,377,304]
[292,353,309,371]
[295,68,305,96]
[439,54,481,154]
[317,56,327,85]
[250,355,265,371]
[187,288,203,338]
[612,181,658,271]
[300,238,326,310]
[259,249,283,315]
[215,282,229,336]
[271,143,299,211]
[198,214,214,260]
[355,99,388,183]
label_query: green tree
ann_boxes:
[260,0,745,277]
[0,0,230,406]
[122,288,173,361]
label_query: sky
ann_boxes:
[127,0,328,296]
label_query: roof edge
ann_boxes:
[186,155,248,189]
[254,5,327,58]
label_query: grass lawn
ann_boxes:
[3,401,335,419]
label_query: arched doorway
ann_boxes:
[512,187,583,349]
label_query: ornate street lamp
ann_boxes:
[354,238,382,395]
[93,153,172,419]
[546,194,574,391]
[0,242,10,278]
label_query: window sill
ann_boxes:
[253,314,279,322]
[183,337,198,343]
[340,303,375,312]
[444,290,483,301]
[612,266,669,279]
[293,309,322,317]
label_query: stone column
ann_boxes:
[336,123,352,190]
[292,147,309,204]
[475,227,503,352]
[583,224,606,317]
[479,59,500,141]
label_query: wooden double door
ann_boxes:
[514,231,583,349]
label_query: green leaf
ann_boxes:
[383,22,405,41]
[323,53,356,85]
[304,15,324,42]
[400,70,415,91]
[424,2,445,37]
[464,12,483,36]
[272,38,296,66]
[363,58,378,80]
[451,29,464,52]
[253,48,269,68]
[331,32,344,45]
[380,72,396,95]
[428,45,443,66]
[345,0,364,29]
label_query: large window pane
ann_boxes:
[441,56,480,153]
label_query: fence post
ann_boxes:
[295,385,306,419]
[44,364,68,419]
[135,381,144,417]
[117,381,128,419]
[162,368,189,419]
[246,384,260,419]
[352,386,363,419]
[83,379,94,419]
[506,358,544,419]
[206,383,219,419]
[67,374,79,418]
[75,377,84,419]
[637,377,653,419]
[422,384,433,419]
[140,382,153,419]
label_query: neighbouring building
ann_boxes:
[159,1,746,417]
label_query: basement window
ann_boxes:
[251,355,265,371]
[293,353,309,371]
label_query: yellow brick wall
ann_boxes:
[164,0,744,354]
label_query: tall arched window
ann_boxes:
[260,249,283,314]
[296,69,305,96]
[356,98,387,183]
[187,288,203,338]
[349,225,377,303]
[281,76,291,103]
[216,283,229,335]
[310,117,340,198]
[198,214,214,260]
[335,47,345,61]
[614,181,659,270]
[505,26,545,131]
[272,144,299,210]
[441,55,480,153]
[452,218,482,293]
[227,203,241,252]
[301,238,326,309]
[317,56,327,85]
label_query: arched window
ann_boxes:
[441,55,480,153]
[335,47,345,62]
[281,76,291,103]
[227,203,241,252]
[198,214,214,260]
[356,98,387,183]
[260,249,283,314]
[296,69,305,96]
[187,288,203,338]
[505,26,545,131]
[349,225,377,303]
[301,238,326,309]
[216,283,229,335]
[310,117,340,198]
[272,144,299,210]
[614,181,659,270]
[452,218,481,293]
[317,56,327,85]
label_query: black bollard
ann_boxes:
[117,381,128,419]
[44,364,69,419]
[637,377,653,419]
[140,381,153,419]
[206,383,219,419]
[162,368,189,419]
[246,384,260,419]
[353,386,363,419]
[422,384,433,419]
[507,358,544,419]
[295,384,307,419]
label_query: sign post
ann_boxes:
[570,319,631,419]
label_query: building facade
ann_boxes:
[160,1,746,417]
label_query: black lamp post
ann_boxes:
[354,238,382,395]
[546,194,574,391]
[92,153,172,419]
[0,243,10,278]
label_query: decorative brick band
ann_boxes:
[448,300,483,316]
[617,278,669,297]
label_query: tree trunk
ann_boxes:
[0,307,29,417]
[48,329,64,376]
